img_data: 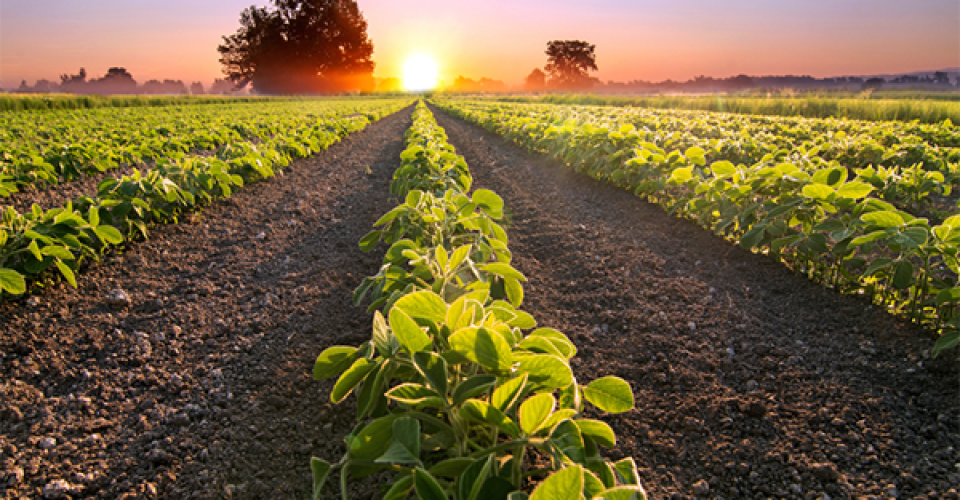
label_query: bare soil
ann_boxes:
[1,106,413,499]
[0,102,958,500]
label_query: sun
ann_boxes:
[403,55,439,91]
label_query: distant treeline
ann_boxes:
[495,94,960,124]
[12,67,241,96]
[594,72,958,93]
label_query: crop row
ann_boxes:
[0,99,412,298]
[442,101,960,218]
[311,101,645,500]
[433,99,960,356]
[0,99,393,195]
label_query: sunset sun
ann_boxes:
[403,55,438,91]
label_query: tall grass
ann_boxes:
[498,94,960,124]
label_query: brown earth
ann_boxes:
[429,105,960,500]
[1,106,413,499]
[0,101,958,500]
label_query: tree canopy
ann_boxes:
[544,40,597,89]
[218,0,375,94]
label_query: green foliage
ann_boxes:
[311,102,640,499]
[1,99,412,299]
[434,98,960,356]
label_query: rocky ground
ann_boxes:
[0,102,957,499]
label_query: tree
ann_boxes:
[544,40,597,89]
[89,67,138,95]
[524,68,546,90]
[218,0,375,94]
[862,77,885,91]
[190,81,205,95]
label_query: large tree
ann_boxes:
[544,40,597,90]
[218,0,375,94]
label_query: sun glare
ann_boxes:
[403,55,438,91]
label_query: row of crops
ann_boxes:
[432,99,960,356]
[311,102,645,499]
[0,98,413,298]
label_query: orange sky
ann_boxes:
[1,0,958,89]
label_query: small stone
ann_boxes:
[811,463,842,482]
[171,325,182,337]
[693,479,710,496]
[688,321,697,331]
[145,448,172,464]
[144,482,158,497]
[885,484,899,498]
[744,401,768,418]
[322,423,333,435]
[745,380,759,391]
[38,437,57,450]
[790,484,803,495]
[6,466,24,485]
[106,289,131,307]
[43,479,75,499]
[83,434,102,447]
[255,232,266,240]
[26,296,40,307]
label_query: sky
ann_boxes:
[1,0,958,89]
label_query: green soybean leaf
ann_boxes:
[383,475,415,500]
[414,468,448,500]
[390,307,433,354]
[583,469,607,498]
[527,328,577,358]
[515,354,573,389]
[459,455,495,500]
[394,290,447,324]
[936,288,960,306]
[504,277,524,307]
[473,189,504,218]
[348,414,399,460]
[483,262,527,282]
[459,400,521,437]
[552,420,586,464]
[414,351,448,396]
[507,493,529,500]
[519,393,555,435]
[310,458,332,500]
[54,261,77,288]
[892,261,914,290]
[42,246,75,261]
[836,181,873,200]
[932,330,959,357]
[583,377,634,413]
[94,225,124,245]
[385,383,444,407]
[596,486,647,500]
[739,223,766,249]
[448,244,472,272]
[862,210,904,228]
[359,230,383,252]
[491,373,529,412]
[0,269,26,295]
[314,346,358,379]
[575,419,616,447]
[27,240,42,260]
[376,417,420,464]
[541,409,578,432]
[452,374,497,404]
[613,457,640,485]
[331,358,377,403]
[586,457,616,488]
[372,310,398,357]
[802,184,835,201]
[449,327,513,373]
[429,458,475,478]
[529,464,583,500]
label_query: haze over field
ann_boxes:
[1,0,958,89]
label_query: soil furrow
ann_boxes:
[0,105,413,499]
[431,105,960,500]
